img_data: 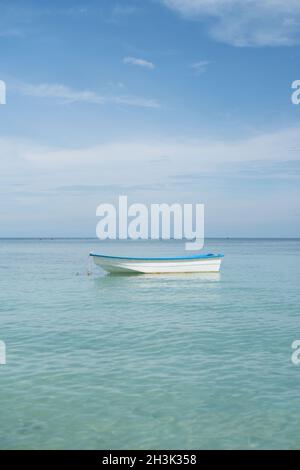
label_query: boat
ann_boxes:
[89,252,224,274]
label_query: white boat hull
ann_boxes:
[90,254,223,274]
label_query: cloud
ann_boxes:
[0,28,24,38]
[112,4,137,17]
[1,126,300,235]
[106,4,138,24]
[191,60,210,74]
[57,183,167,193]
[173,159,300,182]
[2,126,300,178]
[16,82,160,109]
[162,0,300,46]
[123,56,155,69]
[229,159,300,178]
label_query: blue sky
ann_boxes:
[0,0,300,237]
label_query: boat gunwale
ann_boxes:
[89,252,224,261]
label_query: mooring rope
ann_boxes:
[87,255,93,276]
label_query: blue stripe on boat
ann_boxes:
[89,252,224,261]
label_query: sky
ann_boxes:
[0,0,300,237]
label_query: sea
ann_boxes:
[0,238,300,449]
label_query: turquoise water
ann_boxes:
[1,238,300,450]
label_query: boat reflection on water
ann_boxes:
[140,272,221,282]
[93,270,221,285]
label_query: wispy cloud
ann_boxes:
[106,3,138,24]
[191,60,210,75]
[1,127,300,236]
[123,56,155,69]
[16,82,160,109]
[0,5,94,40]
[57,183,166,193]
[162,0,300,47]
[3,126,300,177]
[112,4,137,17]
[0,28,24,38]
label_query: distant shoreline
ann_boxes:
[0,237,299,241]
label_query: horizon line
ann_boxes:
[0,237,299,240]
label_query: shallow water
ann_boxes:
[0,238,300,449]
